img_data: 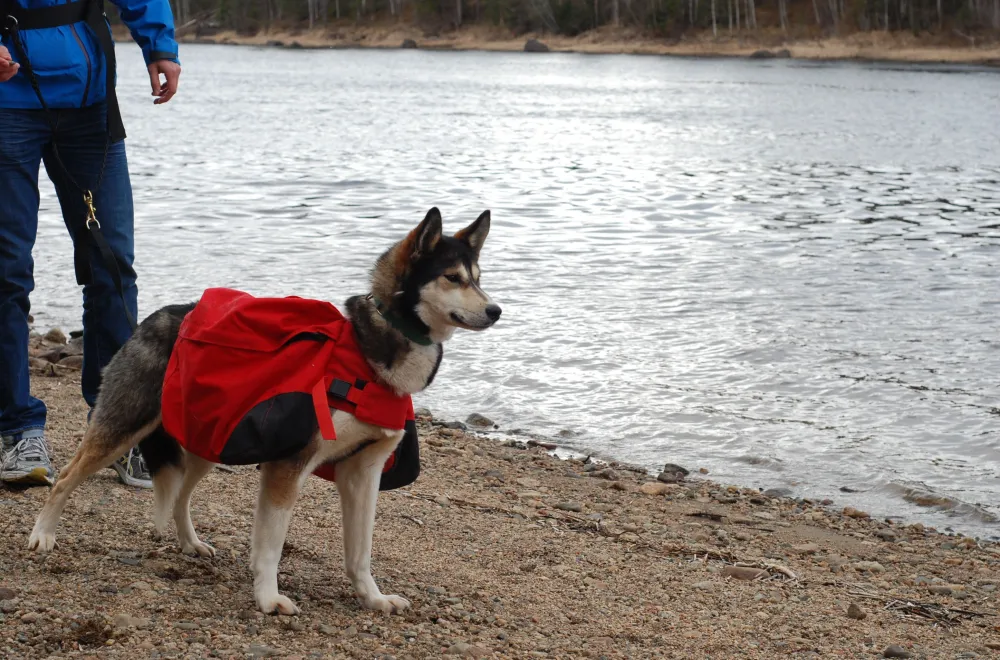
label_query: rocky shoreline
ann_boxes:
[165,25,1000,67]
[3,327,999,657]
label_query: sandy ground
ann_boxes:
[1,329,999,658]
[168,24,1000,65]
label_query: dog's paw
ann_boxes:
[361,594,411,615]
[28,529,56,553]
[258,594,300,616]
[180,540,216,558]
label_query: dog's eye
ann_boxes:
[445,274,462,284]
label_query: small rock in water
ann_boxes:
[465,413,494,428]
[442,421,467,430]
[763,488,792,499]
[555,501,583,513]
[44,327,67,344]
[846,602,866,620]
[662,463,690,476]
[415,407,433,418]
[883,645,912,658]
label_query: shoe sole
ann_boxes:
[1,466,55,487]
[108,463,153,489]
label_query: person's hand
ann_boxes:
[147,59,181,104]
[0,45,19,83]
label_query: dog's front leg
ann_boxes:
[337,443,411,615]
[250,460,306,616]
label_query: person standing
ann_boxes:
[0,0,180,488]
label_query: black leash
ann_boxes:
[2,3,137,332]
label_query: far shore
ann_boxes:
[153,23,1000,66]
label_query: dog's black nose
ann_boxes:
[485,304,502,321]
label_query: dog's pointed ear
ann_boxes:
[403,207,443,259]
[455,210,491,257]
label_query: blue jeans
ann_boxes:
[0,102,138,435]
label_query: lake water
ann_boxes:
[29,44,1000,538]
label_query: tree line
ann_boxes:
[151,0,1000,39]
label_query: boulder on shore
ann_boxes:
[524,39,550,53]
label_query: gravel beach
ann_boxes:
[1,330,998,659]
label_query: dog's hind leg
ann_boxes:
[337,436,411,615]
[172,453,217,558]
[139,426,185,540]
[250,457,311,616]
[29,419,159,553]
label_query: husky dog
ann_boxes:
[27,208,501,616]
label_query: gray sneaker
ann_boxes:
[1,429,56,487]
[109,447,152,489]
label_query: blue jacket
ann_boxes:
[0,0,179,109]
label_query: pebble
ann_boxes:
[763,488,792,498]
[248,645,281,658]
[435,495,451,507]
[428,586,448,595]
[927,585,953,596]
[0,588,14,600]
[735,532,752,542]
[844,507,870,519]
[20,612,39,623]
[693,581,715,591]
[753,512,775,521]
[723,566,768,581]
[555,501,583,512]
[853,561,886,573]
[639,482,675,496]
[846,602,866,620]
[876,530,898,542]
[883,645,912,658]
[44,327,67,344]
[618,532,641,543]
[317,624,337,635]
[657,470,685,484]
[792,543,820,555]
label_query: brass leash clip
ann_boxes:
[83,191,100,230]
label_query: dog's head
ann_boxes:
[371,208,501,342]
